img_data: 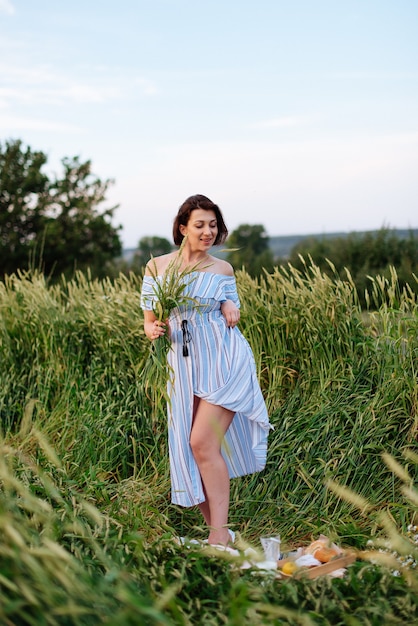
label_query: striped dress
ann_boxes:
[141,271,273,508]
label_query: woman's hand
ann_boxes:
[144,310,167,341]
[221,299,240,328]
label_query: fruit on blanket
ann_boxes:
[281,561,298,575]
[313,547,338,563]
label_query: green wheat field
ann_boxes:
[0,262,417,625]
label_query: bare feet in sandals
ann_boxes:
[208,528,235,547]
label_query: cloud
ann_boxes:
[0,0,15,15]
[251,116,309,129]
[0,63,57,85]
[0,59,158,109]
[0,113,82,133]
[133,77,159,96]
[59,83,120,104]
[0,66,121,106]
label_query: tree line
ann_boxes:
[1,139,416,305]
[0,139,121,278]
[287,229,418,305]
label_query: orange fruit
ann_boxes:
[314,547,338,563]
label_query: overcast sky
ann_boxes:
[1,0,417,248]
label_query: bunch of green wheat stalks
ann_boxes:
[145,237,201,357]
[141,236,211,404]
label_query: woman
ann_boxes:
[141,194,272,547]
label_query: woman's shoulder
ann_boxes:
[207,256,234,277]
[145,252,177,276]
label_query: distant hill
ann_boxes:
[121,248,138,262]
[268,228,418,260]
[122,228,418,262]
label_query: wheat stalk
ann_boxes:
[146,236,212,355]
[142,236,211,403]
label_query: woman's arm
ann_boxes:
[143,309,166,341]
[221,299,240,328]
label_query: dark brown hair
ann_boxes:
[172,194,228,246]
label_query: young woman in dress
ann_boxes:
[141,194,272,547]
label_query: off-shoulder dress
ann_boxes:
[141,271,272,508]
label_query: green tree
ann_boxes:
[131,236,172,273]
[288,227,418,306]
[0,139,122,279]
[0,139,49,275]
[39,156,122,278]
[226,224,274,276]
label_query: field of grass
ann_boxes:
[0,263,417,625]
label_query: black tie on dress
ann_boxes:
[181,319,191,357]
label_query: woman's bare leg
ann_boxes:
[192,398,211,526]
[190,397,234,546]
[197,490,211,526]
[192,398,212,527]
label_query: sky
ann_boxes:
[0,0,417,248]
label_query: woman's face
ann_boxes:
[182,208,218,251]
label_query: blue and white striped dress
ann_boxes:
[141,271,272,508]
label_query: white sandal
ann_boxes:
[176,529,237,553]
[205,529,239,555]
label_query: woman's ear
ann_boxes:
[179,224,187,236]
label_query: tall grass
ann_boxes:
[233,263,417,542]
[0,263,417,623]
[1,265,417,535]
[2,430,418,625]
